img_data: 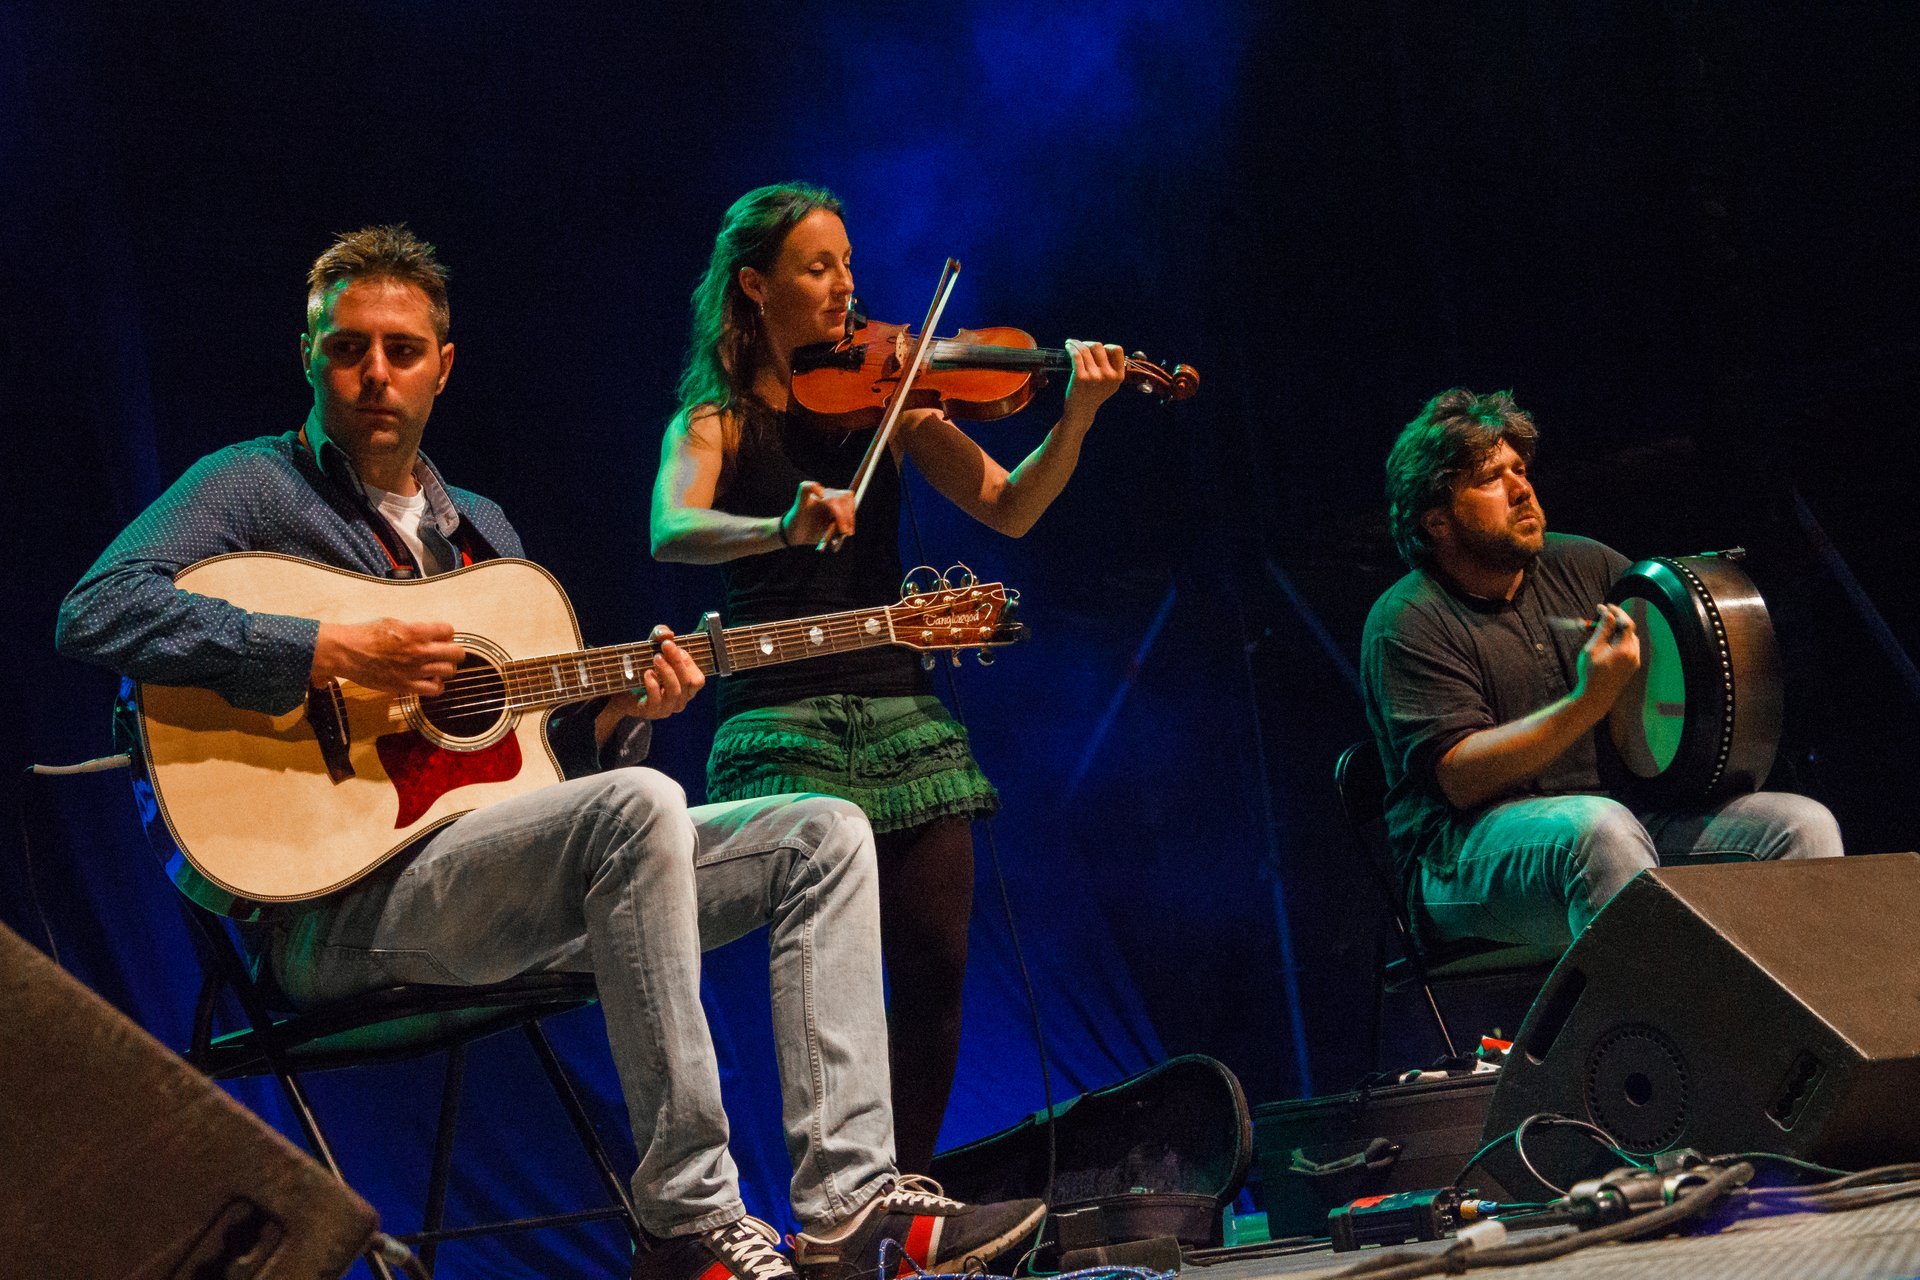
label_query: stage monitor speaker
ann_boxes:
[0,922,379,1279]
[1480,852,1920,1200]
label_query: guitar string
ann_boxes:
[408,592,1000,716]
[415,609,889,703]
[415,619,880,719]
[411,609,958,720]
[426,601,916,693]
[417,605,1005,722]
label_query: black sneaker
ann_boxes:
[633,1216,795,1280]
[791,1176,1045,1280]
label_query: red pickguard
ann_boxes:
[375,730,523,828]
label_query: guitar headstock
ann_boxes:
[886,581,1026,651]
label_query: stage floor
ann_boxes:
[1188,1196,1920,1280]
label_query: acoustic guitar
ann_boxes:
[136,553,1021,915]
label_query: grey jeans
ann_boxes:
[267,767,895,1237]
[1415,790,1845,950]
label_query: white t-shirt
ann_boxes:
[363,482,451,576]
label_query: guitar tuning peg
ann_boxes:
[949,652,962,668]
[975,648,996,667]
[920,653,936,672]
[944,563,976,588]
[901,565,941,599]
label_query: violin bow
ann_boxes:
[819,257,962,552]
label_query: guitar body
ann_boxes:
[138,554,580,910]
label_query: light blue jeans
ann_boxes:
[268,768,895,1237]
[1415,790,1844,950]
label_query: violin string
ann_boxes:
[821,333,1186,413]
[925,340,1061,367]
[890,338,1164,386]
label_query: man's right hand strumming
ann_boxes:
[312,618,466,695]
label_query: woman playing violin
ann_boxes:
[651,182,1126,1171]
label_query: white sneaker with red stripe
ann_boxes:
[791,1175,1046,1280]
[632,1216,794,1280]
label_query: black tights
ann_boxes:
[874,815,975,1174]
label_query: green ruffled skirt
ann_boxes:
[705,694,999,834]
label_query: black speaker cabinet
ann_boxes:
[0,923,379,1278]
[1481,853,1920,1200]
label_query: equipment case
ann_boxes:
[1253,1070,1511,1240]
[930,1054,1252,1259]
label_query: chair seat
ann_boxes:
[1383,940,1557,993]
[193,971,599,1079]
[151,887,640,1275]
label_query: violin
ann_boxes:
[803,259,1196,552]
[790,312,1199,429]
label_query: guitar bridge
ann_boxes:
[306,681,356,785]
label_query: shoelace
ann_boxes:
[880,1174,966,1214]
[718,1217,793,1280]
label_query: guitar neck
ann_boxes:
[494,605,897,714]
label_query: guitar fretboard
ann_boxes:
[485,605,899,712]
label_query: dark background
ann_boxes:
[5,3,1917,1275]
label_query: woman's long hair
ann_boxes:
[675,182,844,422]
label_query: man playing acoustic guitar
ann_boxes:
[56,226,1042,1280]
[1362,388,1843,953]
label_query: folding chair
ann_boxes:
[174,897,643,1277]
[1334,742,1556,1063]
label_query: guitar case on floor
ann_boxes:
[1252,1070,1510,1240]
[928,1054,1251,1261]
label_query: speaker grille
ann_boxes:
[1585,1024,1690,1152]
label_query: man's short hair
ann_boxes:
[1385,388,1539,568]
[305,224,450,341]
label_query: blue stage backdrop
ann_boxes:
[5,3,1917,1277]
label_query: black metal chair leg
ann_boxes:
[419,1042,468,1275]
[1416,979,1461,1060]
[1368,938,1388,1071]
[264,1064,398,1279]
[520,1022,643,1245]
[267,1060,349,1182]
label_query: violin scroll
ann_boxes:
[1123,352,1200,405]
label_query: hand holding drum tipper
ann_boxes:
[1570,602,1642,710]
[1601,550,1783,806]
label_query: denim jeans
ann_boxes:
[267,768,895,1237]
[1414,790,1845,951]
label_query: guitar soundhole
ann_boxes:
[417,653,510,741]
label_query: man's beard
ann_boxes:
[1455,514,1545,574]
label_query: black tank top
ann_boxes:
[712,400,930,721]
